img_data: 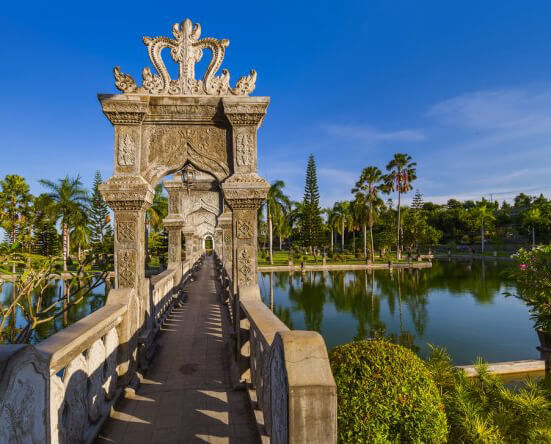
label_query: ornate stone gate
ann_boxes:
[99,18,270,321]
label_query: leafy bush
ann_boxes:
[426,345,551,443]
[330,340,447,443]
[508,245,551,331]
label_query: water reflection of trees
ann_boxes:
[1,279,109,344]
[288,272,326,332]
[261,259,513,349]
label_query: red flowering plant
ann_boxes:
[507,246,551,332]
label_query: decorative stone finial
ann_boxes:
[113,19,257,96]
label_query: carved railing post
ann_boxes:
[222,96,270,383]
[0,345,49,443]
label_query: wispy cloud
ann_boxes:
[426,87,551,134]
[322,123,425,143]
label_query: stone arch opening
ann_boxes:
[98,18,270,321]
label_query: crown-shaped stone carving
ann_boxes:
[113,19,257,96]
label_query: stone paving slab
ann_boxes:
[96,257,259,444]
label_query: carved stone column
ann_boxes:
[214,227,223,256]
[100,175,154,329]
[222,97,270,383]
[219,207,233,278]
[163,179,186,282]
[183,227,195,261]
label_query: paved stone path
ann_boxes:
[97,257,259,444]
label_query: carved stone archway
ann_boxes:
[99,19,269,326]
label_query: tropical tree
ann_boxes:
[71,210,91,261]
[324,207,338,253]
[39,176,89,271]
[32,194,59,257]
[300,155,324,250]
[0,175,33,245]
[333,201,352,251]
[147,183,168,233]
[470,204,495,253]
[264,180,291,264]
[523,207,542,249]
[352,166,385,260]
[384,153,417,259]
[146,183,168,265]
[89,171,112,252]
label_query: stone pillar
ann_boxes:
[222,96,270,383]
[100,175,154,331]
[163,178,186,282]
[219,208,233,279]
[215,227,223,256]
[99,94,152,326]
[183,227,195,262]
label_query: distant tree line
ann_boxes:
[258,154,551,261]
[0,172,113,270]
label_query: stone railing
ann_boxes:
[0,258,197,443]
[214,253,337,444]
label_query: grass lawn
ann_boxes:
[258,250,415,266]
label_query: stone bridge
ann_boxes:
[0,19,336,444]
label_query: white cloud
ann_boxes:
[322,123,425,143]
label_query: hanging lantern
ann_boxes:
[181,163,196,194]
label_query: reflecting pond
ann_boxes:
[259,259,538,365]
[0,278,110,344]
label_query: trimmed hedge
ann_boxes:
[330,340,447,443]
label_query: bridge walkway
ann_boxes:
[97,256,259,444]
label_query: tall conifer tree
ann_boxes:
[301,154,324,249]
[89,171,112,249]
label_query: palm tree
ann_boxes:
[147,183,168,233]
[471,204,495,253]
[264,180,291,264]
[39,176,89,271]
[71,215,91,261]
[333,201,352,252]
[524,207,542,249]
[352,166,385,260]
[324,207,338,253]
[384,153,417,259]
[0,175,33,245]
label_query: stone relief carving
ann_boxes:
[270,338,289,444]
[168,192,179,214]
[238,247,254,285]
[143,125,229,183]
[237,217,253,239]
[63,353,88,442]
[87,338,106,423]
[117,221,136,242]
[114,19,256,96]
[118,250,136,287]
[236,131,254,167]
[0,353,48,443]
[118,133,136,166]
[103,328,118,400]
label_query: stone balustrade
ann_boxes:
[0,258,197,443]
[214,253,337,444]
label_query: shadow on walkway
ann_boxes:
[96,257,259,444]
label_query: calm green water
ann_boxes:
[259,259,538,365]
[0,279,110,344]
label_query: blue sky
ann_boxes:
[2,0,551,207]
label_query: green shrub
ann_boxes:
[330,340,447,443]
[426,345,551,443]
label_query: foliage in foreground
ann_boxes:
[508,245,551,331]
[425,346,551,443]
[0,249,109,344]
[330,339,447,443]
